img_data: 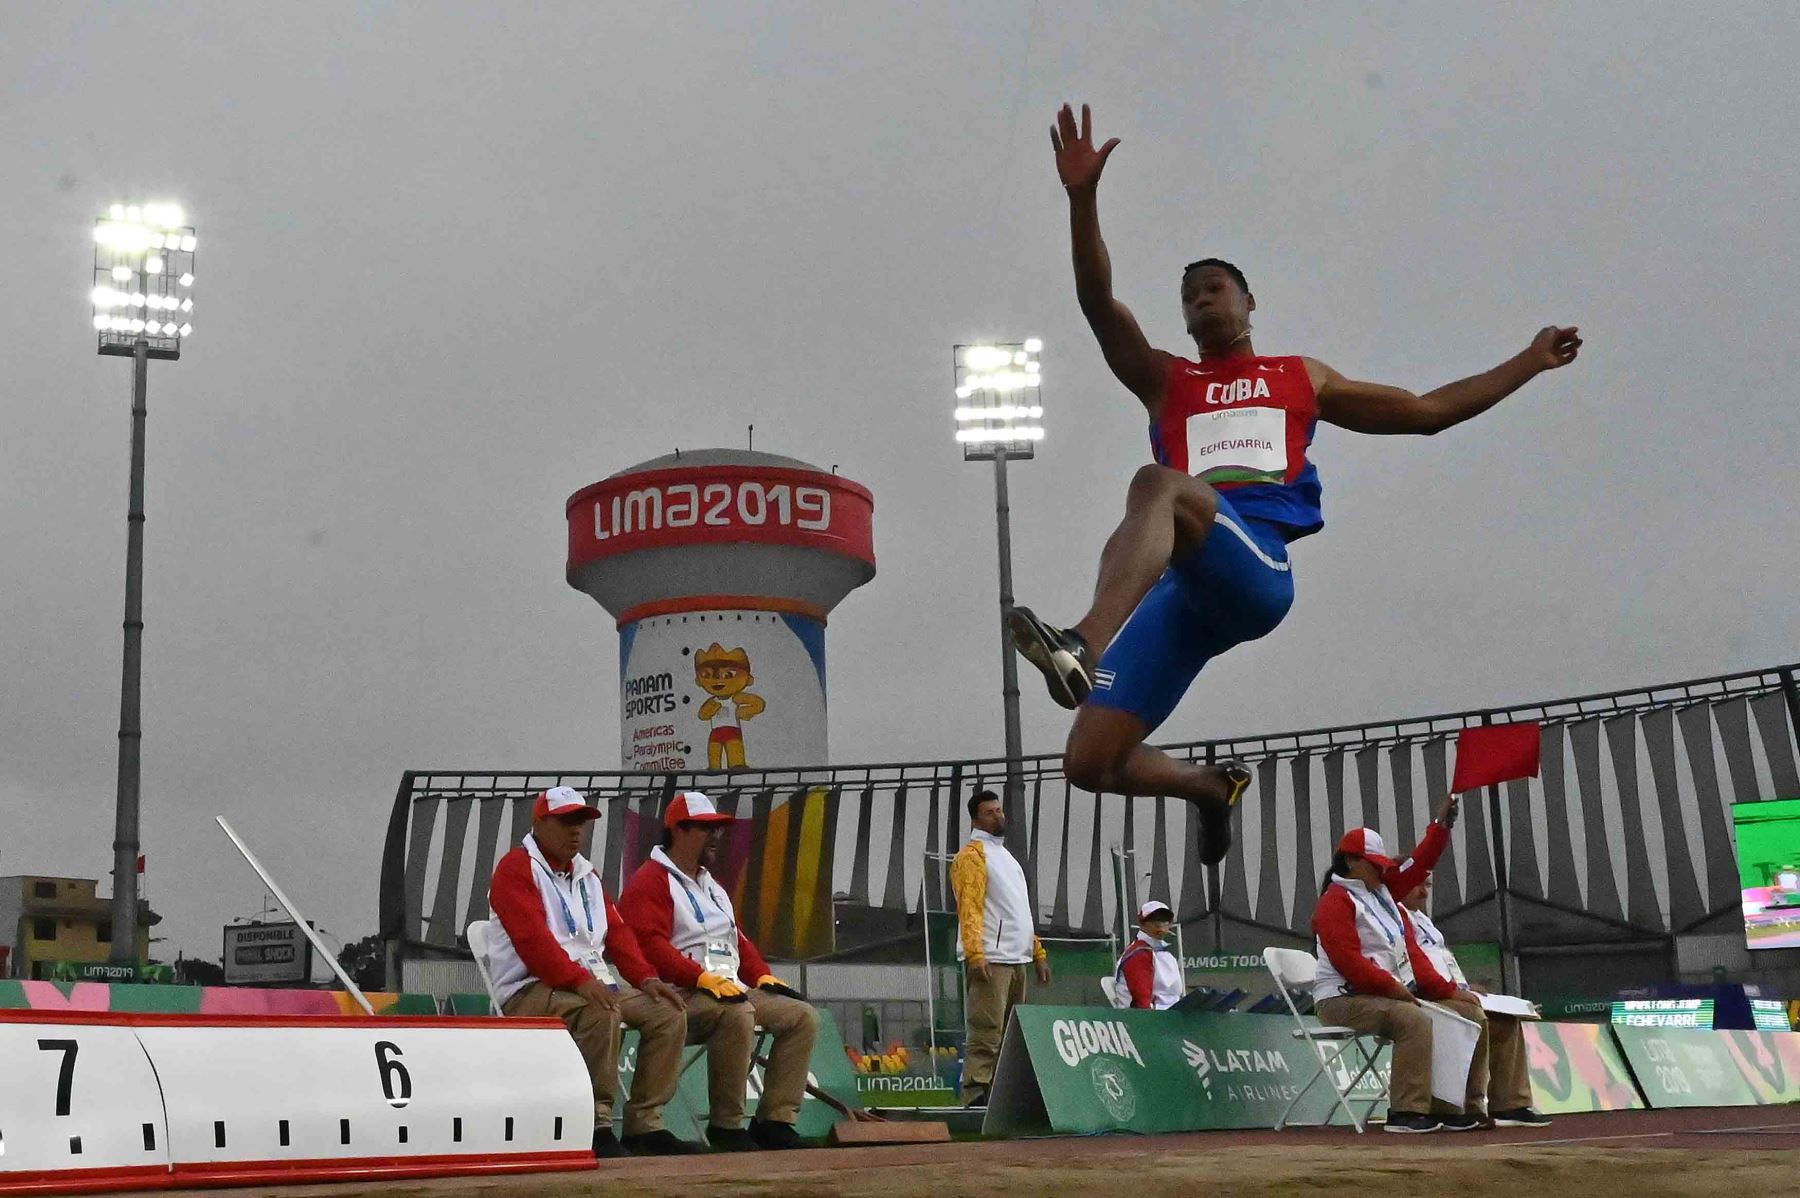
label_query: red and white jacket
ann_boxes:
[1402,906,1469,988]
[617,846,772,988]
[1311,822,1454,1004]
[1114,932,1184,1010]
[486,833,656,1006]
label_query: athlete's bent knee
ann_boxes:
[1126,463,1185,504]
[1064,735,1126,794]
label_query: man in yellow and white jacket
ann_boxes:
[949,790,1051,1106]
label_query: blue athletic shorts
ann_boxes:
[1086,492,1296,733]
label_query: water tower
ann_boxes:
[566,449,875,769]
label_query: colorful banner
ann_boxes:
[1521,1020,1644,1113]
[0,980,436,1016]
[618,610,827,772]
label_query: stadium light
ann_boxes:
[93,200,195,967]
[950,340,1044,852]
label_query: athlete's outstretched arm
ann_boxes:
[1053,102,1170,410]
[1310,326,1582,435]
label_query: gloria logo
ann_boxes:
[1052,1019,1146,1069]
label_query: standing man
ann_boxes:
[618,791,819,1151]
[485,786,693,1158]
[1401,873,1550,1128]
[1111,900,1183,1010]
[1010,102,1582,864]
[949,789,1051,1106]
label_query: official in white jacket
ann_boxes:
[1112,901,1184,1009]
[949,790,1051,1105]
[486,787,690,1157]
[1400,873,1550,1128]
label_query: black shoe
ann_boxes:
[620,1129,703,1155]
[1492,1107,1552,1128]
[1193,760,1252,866]
[706,1123,760,1152]
[961,1086,990,1108]
[1438,1112,1482,1132]
[1007,606,1094,709]
[748,1119,805,1150]
[591,1128,630,1158]
[1382,1111,1442,1134]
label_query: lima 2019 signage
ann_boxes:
[567,465,875,572]
[619,609,828,770]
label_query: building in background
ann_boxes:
[0,875,161,980]
[566,449,876,770]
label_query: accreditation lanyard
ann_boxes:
[669,868,734,935]
[534,859,596,939]
[1355,886,1406,954]
[669,866,740,973]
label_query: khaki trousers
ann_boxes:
[1315,993,1490,1115]
[682,988,822,1127]
[505,982,685,1135]
[961,962,1028,1101]
[1485,1013,1535,1112]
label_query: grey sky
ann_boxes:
[3,2,1796,964]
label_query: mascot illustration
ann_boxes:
[694,643,766,768]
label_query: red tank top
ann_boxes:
[1150,354,1324,537]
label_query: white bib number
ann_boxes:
[1184,407,1287,484]
[703,939,740,976]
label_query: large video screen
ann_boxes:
[1733,796,1800,950]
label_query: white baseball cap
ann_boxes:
[1138,900,1174,921]
[534,786,601,821]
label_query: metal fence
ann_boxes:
[381,662,1800,987]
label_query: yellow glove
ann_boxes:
[756,974,805,1000]
[697,970,749,1002]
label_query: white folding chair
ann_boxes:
[466,919,505,1015]
[1099,975,1129,1009]
[1262,947,1390,1133]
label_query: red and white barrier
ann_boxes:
[0,1011,594,1195]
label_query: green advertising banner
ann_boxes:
[616,1007,863,1140]
[983,1007,1389,1137]
[1521,1020,1644,1113]
[1611,1025,1761,1107]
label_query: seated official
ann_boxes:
[618,790,820,1152]
[486,786,693,1158]
[1112,900,1183,1009]
[1400,872,1550,1128]
[1313,797,1492,1134]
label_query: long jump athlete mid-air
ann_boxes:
[1010,103,1581,864]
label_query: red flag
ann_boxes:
[135,854,146,874]
[1451,722,1542,792]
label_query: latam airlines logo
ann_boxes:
[1204,377,1274,406]
[1182,1039,1300,1103]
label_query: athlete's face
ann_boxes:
[973,798,1006,836]
[1181,266,1253,347]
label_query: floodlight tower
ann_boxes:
[91,203,195,966]
[952,339,1043,853]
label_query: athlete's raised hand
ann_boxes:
[1523,326,1582,372]
[1051,102,1119,192]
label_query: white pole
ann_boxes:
[215,816,374,1013]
